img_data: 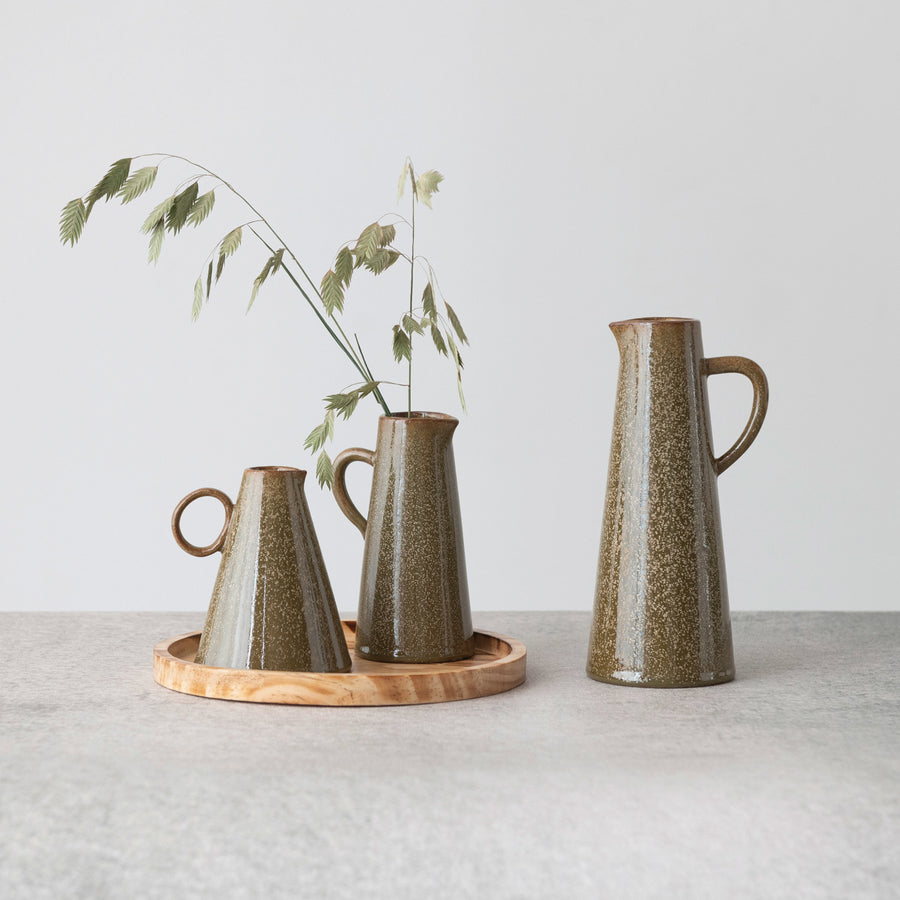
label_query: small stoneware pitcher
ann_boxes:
[588,317,768,688]
[332,412,474,663]
[172,466,351,673]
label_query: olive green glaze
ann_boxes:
[588,318,768,688]
[333,413,474,663]
[172,467,351,673]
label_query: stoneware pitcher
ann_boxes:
[172,466,351,673]
[587,317,768,688]
[332,412,475,663]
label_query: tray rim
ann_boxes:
[153,620,526,707]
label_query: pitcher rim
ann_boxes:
[610,316,699,328]
[379,411,459,425]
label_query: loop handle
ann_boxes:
[703,356,769,475]
[171,488,234,557]
[332,448,376,537]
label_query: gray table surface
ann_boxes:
[1,611,897,899]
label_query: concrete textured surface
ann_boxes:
[1,611,897,899]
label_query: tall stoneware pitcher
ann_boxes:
[588,318,768,687]
[333,412,475,663]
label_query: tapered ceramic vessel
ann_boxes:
[588,318,768,687]
[333,413,475,663]
[172,466,351,673]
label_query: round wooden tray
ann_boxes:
[153,620,526,706]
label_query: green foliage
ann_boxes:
[456,374,467,412]
[148,220,165,264]
[397,162,443,208]
[317,159,467,447]
[323,382,383,421]
[117,167,158,204]
[335,381,380,415]
[191,276,204,322]
[187,190,216,228]
[60,153,469,491]
[220,226,242,257]
[397,161,410,201]
[320,269,345,315]
[249,248,283,310]
[304,410,336,454]
[167,183,199,235]
[421,282,436,318]
[335,246,354,286]
[430,322,447,356]
[325,391,358,418]
[315,450,335,489]
[402,314,424,335]
[447,333,466,412]
[444,302,468,344]
[354,222,382,263]
[59,199,86,246]
[392,325,412,363]
[364,248,399,275]
[141,195,175,234]
[447,333,463,370]
[415,170,443,208]
[213,226,242,286]
[86,158,131,216]
[306,388,380,490]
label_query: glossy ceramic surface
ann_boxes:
[172,466,351,673]
[333,413,475,663]
[587,318,768,688]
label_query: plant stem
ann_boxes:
[408,177,415,416]
[354,334,378,385]
[252,229,392,416]
[146,153,392,416]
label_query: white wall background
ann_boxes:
[1,0,897,612]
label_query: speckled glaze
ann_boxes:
[333,413,474,663]
[588,318,768,688]
[172,467,351,673]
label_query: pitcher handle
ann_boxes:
[332,448,376,537]
[703,356,769,475]
[172,488,234,556]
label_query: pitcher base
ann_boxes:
[356,638,476,664]
[587,668,735,688]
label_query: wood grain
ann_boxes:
[153,620,526,706]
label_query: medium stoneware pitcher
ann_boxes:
[172,466,351,673]
[588,318,768,688]
[333,413,475,663]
